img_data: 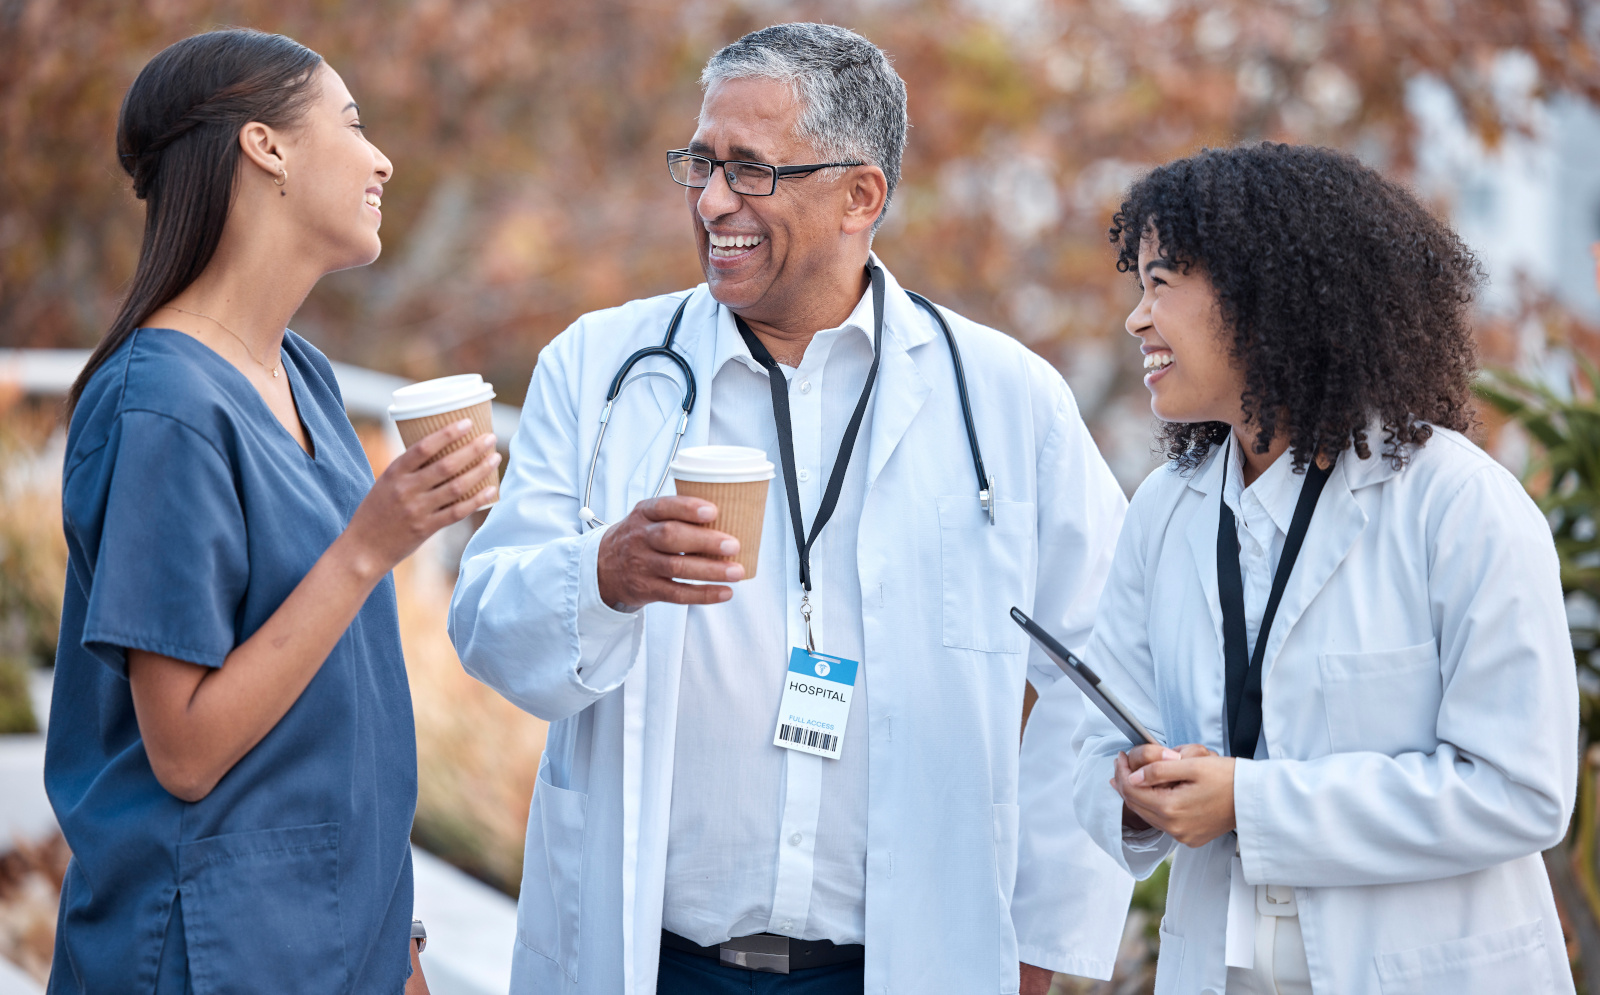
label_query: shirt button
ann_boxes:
[789,833,803,846]
[781,919,794,931]
[799,380,812,394]
[797,468,811,482]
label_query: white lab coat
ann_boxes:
[1063,427,1579,995]
[448,264,1133,994]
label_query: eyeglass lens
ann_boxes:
[669,153,775,194]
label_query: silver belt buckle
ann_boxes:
[719,934,790,974]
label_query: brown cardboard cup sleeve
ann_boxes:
[388,375,498,504]
[667,446,776,581]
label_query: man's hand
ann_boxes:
[1020,962,1054,995]
[1110,743,1236,848]
[596,496,745,609]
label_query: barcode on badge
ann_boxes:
[778,723,838,753]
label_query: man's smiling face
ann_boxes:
[686,76,855,321]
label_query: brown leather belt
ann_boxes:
[661,929,865,975]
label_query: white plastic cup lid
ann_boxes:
[669,445,776,483]
[388,374,496,420]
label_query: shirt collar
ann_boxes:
[1222,430,1301,537]
[711,270,878,378]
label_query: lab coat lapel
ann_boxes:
[864,271,935,494]
[1258,456,1368,678]
[1185,447,1230,665]
[621,287,717,993]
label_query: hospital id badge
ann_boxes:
[773,648,858,760]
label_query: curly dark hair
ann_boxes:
[1109,142,1483,472]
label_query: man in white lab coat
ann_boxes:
[448,23,1131,994]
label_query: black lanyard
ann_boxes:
[734,265,885,597]
[1218,444,1334,760]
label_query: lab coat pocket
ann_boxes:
[1154,918,1184,990]
[1320,641,1442,755]
[939,495,1035,653]
[518,755,588,982]
[1375,920,1551,994]
[177,822,345,995]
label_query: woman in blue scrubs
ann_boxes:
[46,29,499,994]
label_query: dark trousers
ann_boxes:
[656,946,866,995]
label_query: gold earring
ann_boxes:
[274,167,287,187]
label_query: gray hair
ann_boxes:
[701,23,908,231]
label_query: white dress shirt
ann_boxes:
[1220,433,1298,699]
[1219,435,1312,993]
[664,286,876,947]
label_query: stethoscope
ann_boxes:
[578,267,994,529]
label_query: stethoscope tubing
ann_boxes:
[579,296,696,529]
[579,276,993,531]
[904,289,995,523]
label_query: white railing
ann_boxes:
[0,349,522,448]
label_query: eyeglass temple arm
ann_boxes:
[771,161,865,177]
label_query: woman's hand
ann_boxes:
[342,420,500,577]
[1111,743,1237,847]
[1117,743,1180,831]
[405,936,431,995]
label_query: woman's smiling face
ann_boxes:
[280,63,393,272]
[1126,233,1247,428]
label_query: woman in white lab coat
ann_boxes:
[1064,142,1579,995]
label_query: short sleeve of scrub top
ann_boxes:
[47,328,418,995]
[80,409,248,673]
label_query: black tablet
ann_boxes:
[1011,607,1161,747]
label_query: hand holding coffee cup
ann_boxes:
[595,446,774,610]
[344,417,500,575]
[388,374,500,507]
[668,447,773,578]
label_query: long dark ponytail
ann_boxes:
[68,28,323,414]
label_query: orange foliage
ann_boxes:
[3,0,1598,416]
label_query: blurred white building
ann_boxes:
[1411,63,1600,324]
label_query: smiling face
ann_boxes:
[685,76,878,322]
[279,64,393,272]
[1126,233,1247,427]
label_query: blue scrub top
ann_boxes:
[46,328,417,994]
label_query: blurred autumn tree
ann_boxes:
[4,0,1597,439]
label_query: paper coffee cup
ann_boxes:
[670,445,775,580]
[388,374,498,505]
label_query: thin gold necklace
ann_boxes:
[165,305,282,378]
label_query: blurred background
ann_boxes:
[3,0,1600,991]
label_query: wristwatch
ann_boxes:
[411,918,427,953]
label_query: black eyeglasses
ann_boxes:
[666,149,864,197]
